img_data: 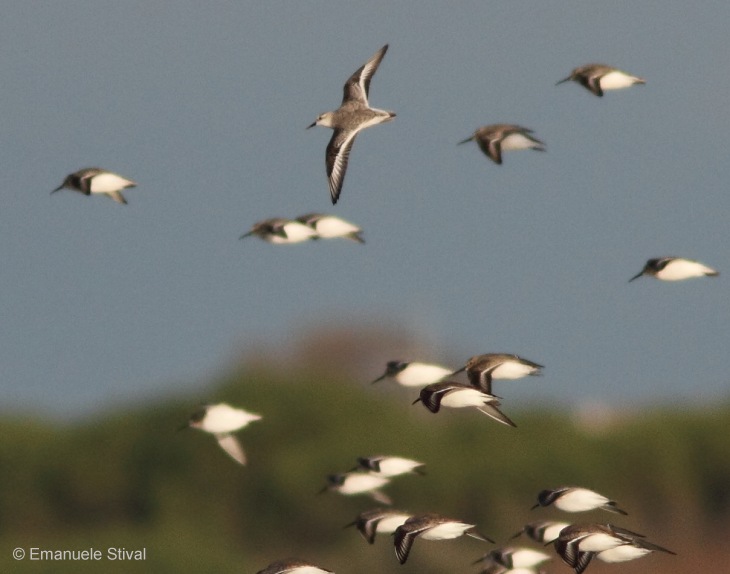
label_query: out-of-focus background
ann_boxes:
[0,2,728,572]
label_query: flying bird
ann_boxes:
[352,455,426,477]
[255,559,333,574]
[240,218,318,244]
[295,213,365,243]
[393,513,493,564]
[556,64,645,97]
[319,472,392,504]
[370,361,452,387]
[458,124,545,165]
[345,508,412,544]
[308,44,395,204]
[532,487,627,515]
[414,381,516,427]
[52,168,136,204]
[629,257,719,282]
[450,353,543,394]
[180,402,262,465]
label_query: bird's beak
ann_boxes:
[370,374,386,384]
[530,502,541,510]
[239,231,254,240]
[176,422,190,432]
[411,397,422,405]
[317,485,329,495]
[555,76,572,86]
[449,366,466,377]
[628,271,644,282]
[51,185,63,193]
[306,121,317,129]
[457,136,473,145]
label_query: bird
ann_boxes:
[52,168,136,204]
[295,213,364,243]
[511,520,571,544]
[352,455,426,477]
[255,559,333,574]
[629,257,719,282]
[370,361,452,387]
[413,381,516,427]
[319,472,392,504]
[450,353,544,394]
[532,487,627,515]
[180,402,262,465]
[458,124,545,165]
[307,43,395,204]
[556,64,645,97]
[393,512,493,564]
[553,523,674,574]
[345,508,412,544]
[239,218,318,244]
[474,547,552,569]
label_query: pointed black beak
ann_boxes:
[370,374,387,384]
[449,366,466,377]
[411,397,422,405]
[530,502,541,510]
[628,271,644,282]
[457,136,473,145]
[51,184,63,193]
[555,76,572,86]
[306,121,317,129]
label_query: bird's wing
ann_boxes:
[215,433,246,465]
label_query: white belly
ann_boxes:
[339,474,389,495]
[491,362,535,379]
[376,514,411,534]
[421,522,470,540]
[657,259,714,280]
[441,388,489,409]
[599,71,638,90]
[89,172,134,193]
[578,532,623,552]
[555,489,607,512]
[501,132,539,151]
[398,364,451,386]
[313,217,359,238]
[597,545,651,563]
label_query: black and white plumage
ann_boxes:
[181,402,262,465]
[556,64,645,97]
[239,218,318,244]
[370,361,452,387]
[511,520,571,544]
[319,472,392,504]
[352,455,425,477]
[295,213,365,243]
[553,523,674,574]
[474,546,552,570]
[629,257,719,282]
[414,381,516,427]
[345,508,412,544]
[52,168,136,204]
[307,44,395,204]
[393,513,493,564]
[532,487,628,515]
[458,124,545,165]
[450,353,544,394]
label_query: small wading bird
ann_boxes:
[511,520,571,544]
[240,218,318,244]
[370,361,452,387]
[458,124,545,165]
[532,486,627,515]
[180,402,262,465]
[319,472,392,504]
[473,547,551,570]
[345,508,412,544]
[553,523,675,574]
[52,168,136,204]
[450,353,543,395]
[414,381,516,427]
[295,213,365,243]
[352,455,426,477]
[308,44,395,204]
[556,64,645,97]
[393,513,493,564]
[629,257,719,282]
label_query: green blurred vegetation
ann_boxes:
[0,354,728,573]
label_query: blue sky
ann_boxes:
[2,2,729,418]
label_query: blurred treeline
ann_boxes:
[0,337,728,573]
